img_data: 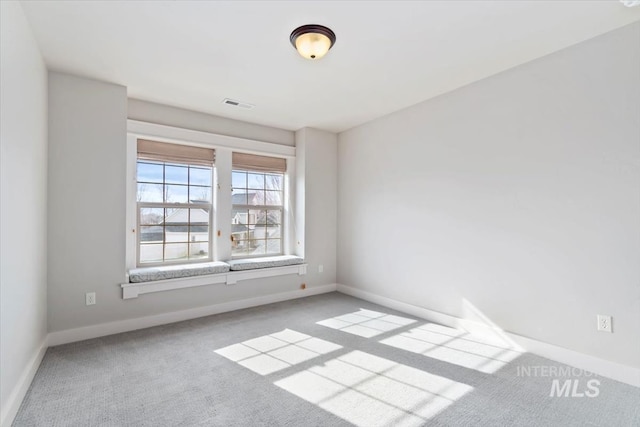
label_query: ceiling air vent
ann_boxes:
[222,98,254,109]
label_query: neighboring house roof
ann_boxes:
[232,192,259,224]
[232,192,257,205]
[256,211,280,226]
[164,207,209,224]
[232,224,250,233]
[139,225,163,242]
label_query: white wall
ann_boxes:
[128,99,294,146]
[47,78,337,333]
[337,23,640,369]
[296,128,338,284]
[0,1,48,422]
[48,73,128,333]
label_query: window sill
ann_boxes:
[121,262,307,299]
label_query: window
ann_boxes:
[231,152,286,258]
[126,123,299,279]
[136,140,215,266]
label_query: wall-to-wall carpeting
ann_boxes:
[14,293,640,426]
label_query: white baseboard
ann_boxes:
[48,284,337,346]
[336,284,640,388]
[0,339,47,427]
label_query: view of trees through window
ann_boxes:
[231,170,284,257]
[137,161,212,265]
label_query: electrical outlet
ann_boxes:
[597,315,612,333]
[86,292,96,306]
[318,264,324,273]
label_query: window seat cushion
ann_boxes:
[129,261,230,283]
[227,255,304,271]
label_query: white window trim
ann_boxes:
[125,120,303,298]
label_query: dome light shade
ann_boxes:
[290,24,336,60]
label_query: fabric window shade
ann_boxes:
[137,139,215,166]
[232,152,286,173]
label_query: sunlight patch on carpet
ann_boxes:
[275,350,473,427]
[381,323,522,374]
[214,329,342,375]
[316,309,417,338]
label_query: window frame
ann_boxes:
[134,155,215,268]
[230,169,285,259]
[136,201,214,267]
[125,121,299,275]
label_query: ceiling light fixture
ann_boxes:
[290,24,336,60]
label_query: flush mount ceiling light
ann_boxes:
[620,0,640,6]
[290,24,336,60]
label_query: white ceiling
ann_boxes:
[21,1,640,133]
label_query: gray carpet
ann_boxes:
[13,292,640,426]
